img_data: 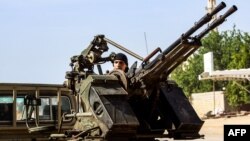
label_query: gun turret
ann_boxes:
[59,2,237,141]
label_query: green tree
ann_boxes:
[223,28,250,107]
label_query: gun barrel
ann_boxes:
[164,5,237,74]
[162,1,226,55]
[142,2,226,71]
[209,2,227,16]
[197,5,238,39]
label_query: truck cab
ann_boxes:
[0,83,76,141]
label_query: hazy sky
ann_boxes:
[0,0,249,84]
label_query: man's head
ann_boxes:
[113,53,128,72]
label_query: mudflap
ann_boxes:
[159,83,204,139]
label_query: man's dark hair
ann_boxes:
[114,53,128,66]
[112,53,129,72]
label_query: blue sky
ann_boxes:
[0,0,249,84]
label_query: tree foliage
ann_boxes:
[170,27,250,107]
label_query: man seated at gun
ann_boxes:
[112,53,129,73]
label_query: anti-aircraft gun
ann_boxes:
[56,2,237,141]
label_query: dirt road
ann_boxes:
[163,114,250,141]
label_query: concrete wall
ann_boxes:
[190,91,225,117]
